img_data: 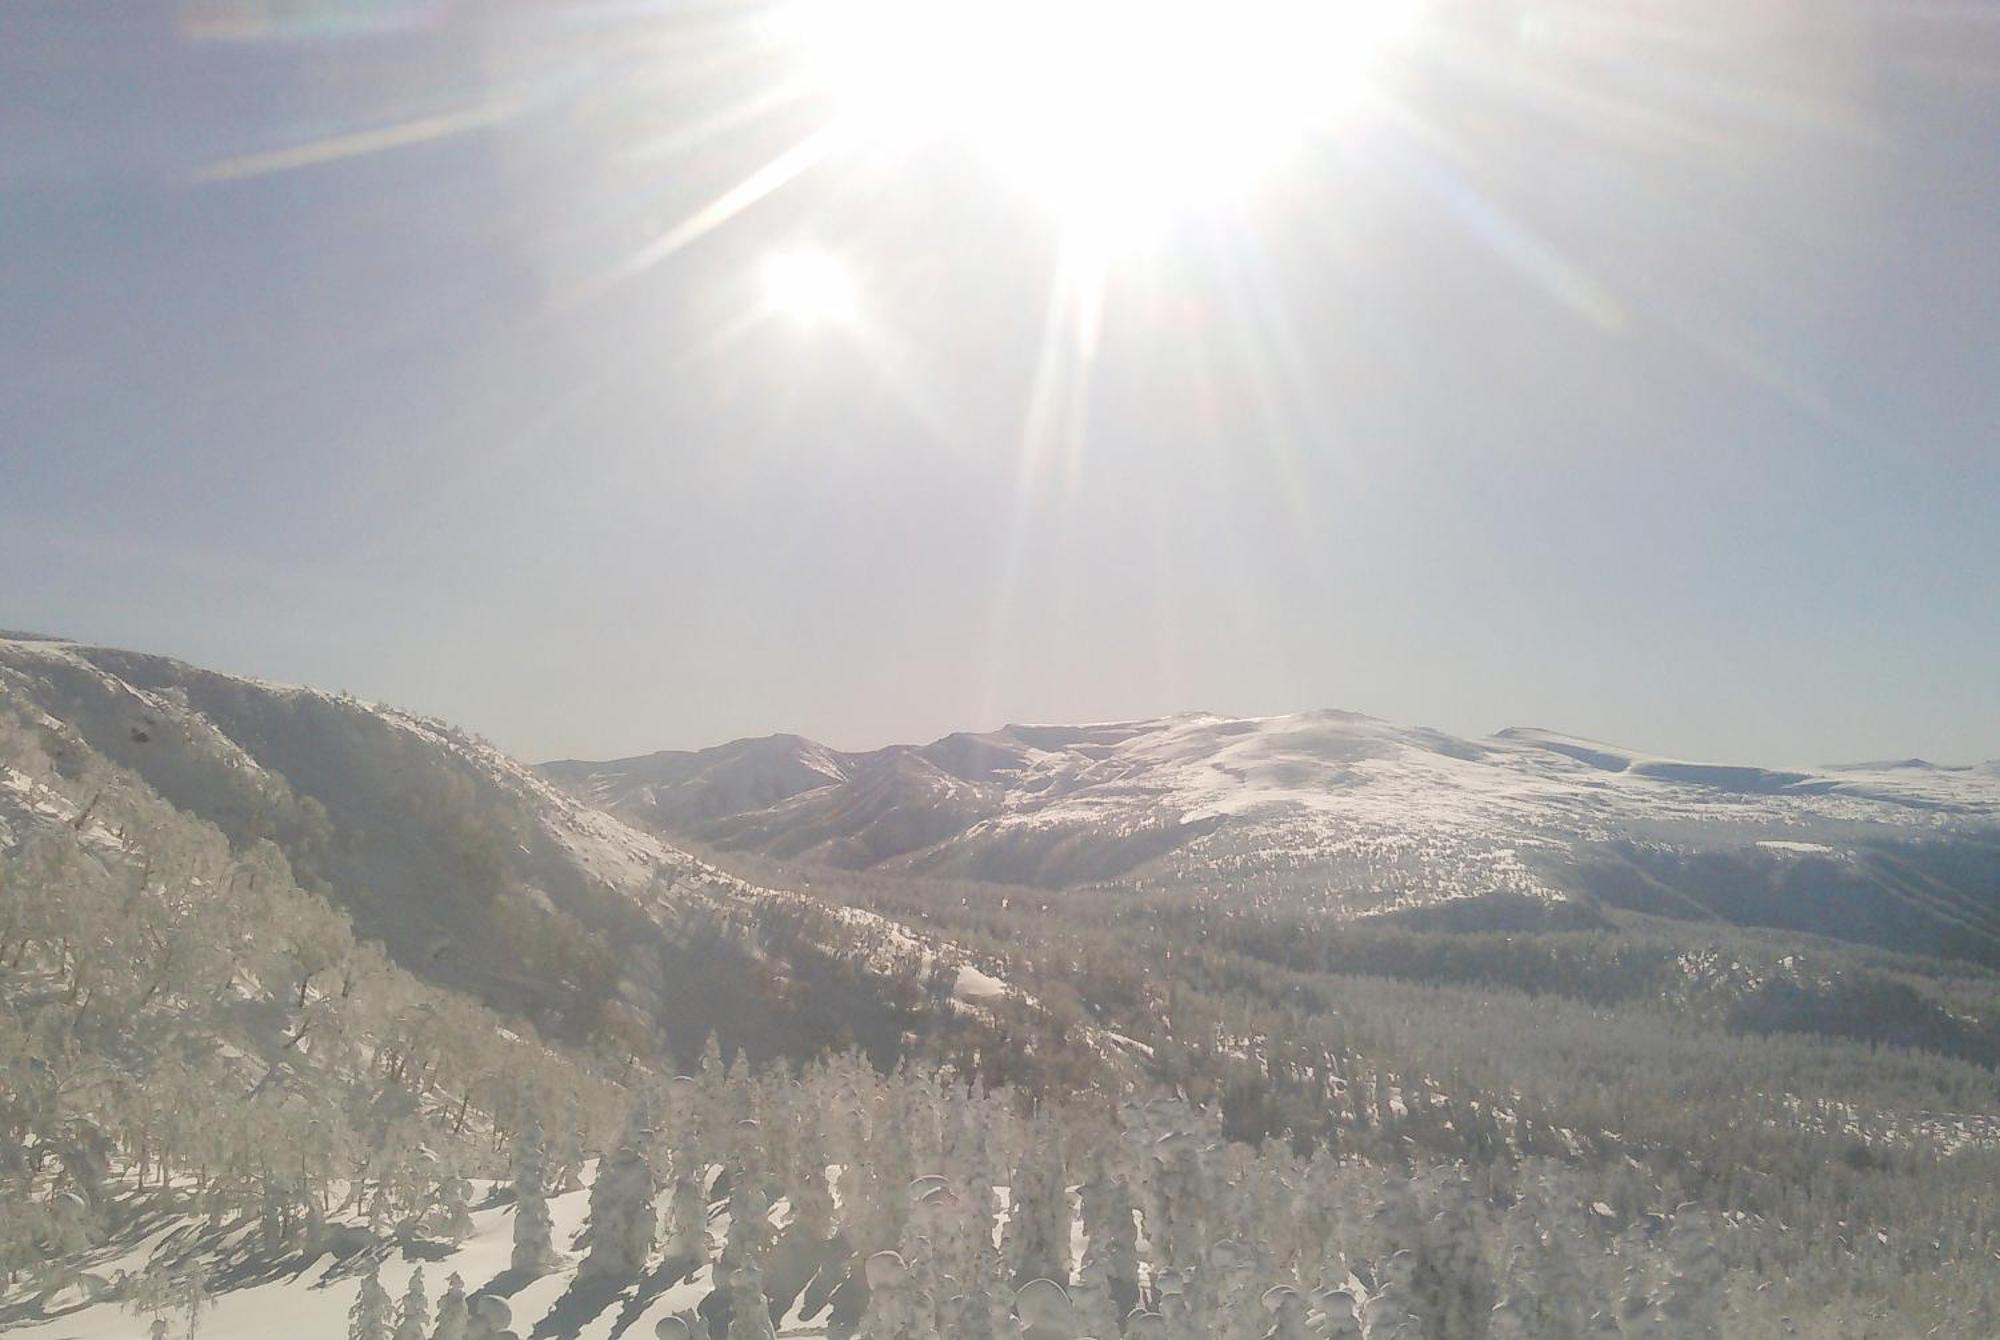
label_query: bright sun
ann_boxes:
[782,0,1423,239]
[761,247,858,325]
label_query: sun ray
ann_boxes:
[1200,224,1344,549]
[976,234,1111,721]
[193,100,523,182]
[612,81,815,168]
[609,125,844,286]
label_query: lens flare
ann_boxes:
[761,247,859,326]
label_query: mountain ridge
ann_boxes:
[0,635,1032,1073]
[545,709,2000,965]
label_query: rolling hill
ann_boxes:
[546,711,2000,965]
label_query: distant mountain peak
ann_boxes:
[544,708,2000,922]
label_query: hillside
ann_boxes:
[0,637,1021,1073]
[546,711,2000,965]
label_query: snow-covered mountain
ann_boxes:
[547,710,2000,963]
[9,637,2000,1340]
[0,636,1013,1068]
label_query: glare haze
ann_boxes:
[2,0,1996,767]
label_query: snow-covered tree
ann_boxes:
[393,1267,429,1340]
[551,1096,587,1195]
[665,1169,708,1265]
[180,1263,211,1340]
[1017,1277,1079,1340]
[431,1273,469,1340]
[1261,1285,1311,1340]
[510,1120,560,1276]
[579,1104,656,1282]
[434,1170,476,1243]
[349,1266,395,1340]
[1005,1133,1070,1287]
[859,1249,923,1340]
[1313,1287,1363,1340]
[787,1118,835,1243]
[1081,1160,1141,1323]
[466,1294,513,1340]
[726,1252,777,1340]
[1150,1133,1210,1276]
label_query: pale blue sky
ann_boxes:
[2,1,1996,765]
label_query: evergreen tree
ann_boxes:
[1081,1161,1141,1322]
[1314,1288,1363,1340]
[1261,1285,1311,1340]
[579,1103,656,1282]
[435,1171,476,1243]
[393,1267,429,1340]
[349,1266,394,1340]
[431,1273,469,1340]
[467,1294,513,1340]
[787,1119,835,1242]
[510,1121,559,1276]
[665,1170,708,1265]
[859,1250,922,1340]
[1016,1277,1079,1340]
[1005,1133,1070,1287]
[726,1253,777,1340]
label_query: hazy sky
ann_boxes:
[3,0,1996,766]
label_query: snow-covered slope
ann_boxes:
[19,1165,775,1340]
[0,637,1017,1067]
[548,710,2000,960]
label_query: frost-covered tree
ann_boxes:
[1081,1160,1141,1322]
[859,1249,923,1340]
[947,1150,1012,1340]
[579,1104,656,1282]
[126,1260,177,1337]
[1150,1133,1210,1276]
[1367,1177,1498,1340]
[1261,1285,1311,1340]
[510,1120,560,1276]
[787,1118,835,1243]
[1158,1284,1203,1340]
[431,1273,469,1340]
[1005,1132,1070,1287]
[180,1263,211,1340]
[1017,1277,1079,1340]
[551,1096,587,1195]
[839,1137,893,1255]
[1069,1266,1121,1340]
[1313,1287,1363,1340]
[1657,1212,1727,1339]
[466,1294,513,1340]
[393,1267,429,1340]
[726,1252,777,1340]
[434,1170,476,1243]
[349,1266,395,1340]
[665,1169,708,1265]
[1361,1286,1423,1340]
[712,1170,773,1311]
